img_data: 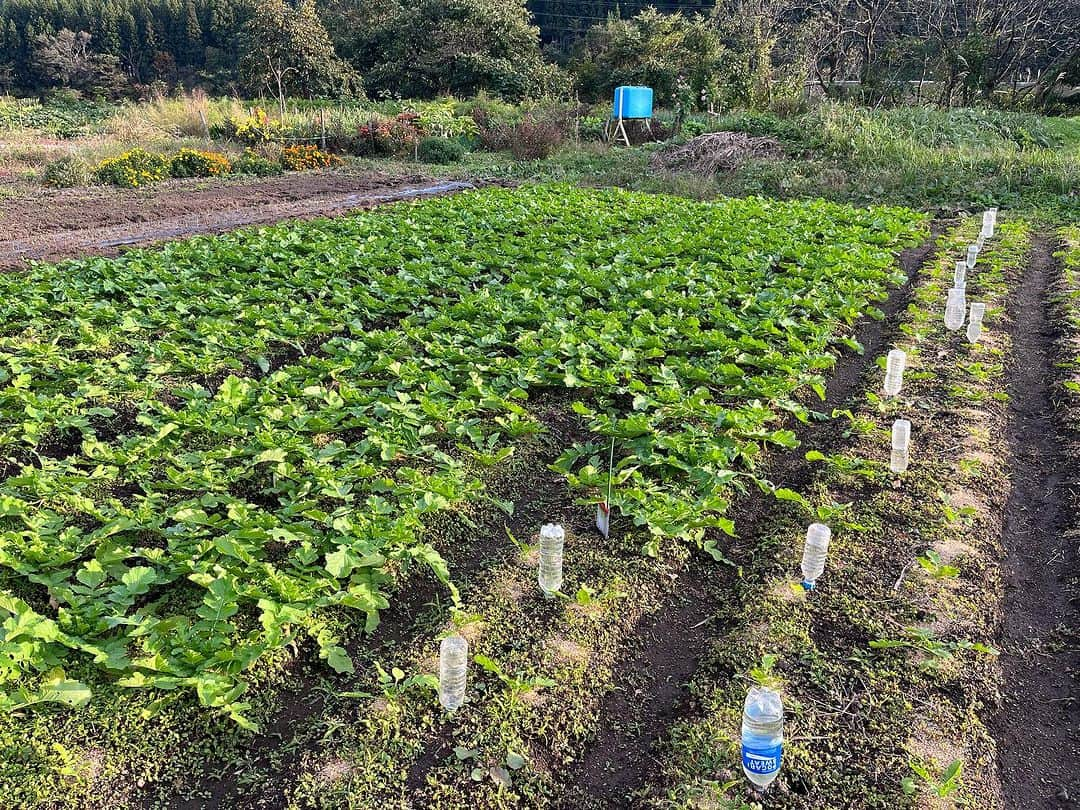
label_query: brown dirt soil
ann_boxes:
[0,169,473,270]
[993,237,1080,809]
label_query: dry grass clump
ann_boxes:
[649,131,784,175]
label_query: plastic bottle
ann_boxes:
[953,261,966,290]
[883,349,906,397]
[538,523,565,597]
[982,209,996,238]
[945,287,966,331]
[438,635,468,711]
[966,244,979,269]
[742,686,784,789]
[595,502,610,538]
[967,302,987,343]
[800,523,831,590]
[891,418,911,474]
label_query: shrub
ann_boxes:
[42,155,92,188]
[169,148,232,179]
[94,148,169,188]
[233,148,284,177]
[417,137,466,164]
[212,107,283,145]
[507,117,564,160]
[280,145,340,171]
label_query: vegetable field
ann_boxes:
[0,184,923,710]
[0,185,929,803]
[2,182,1077,810]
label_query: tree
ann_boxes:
[348,0,569,101]
[569,9,725,109]
[240,0,359,112]
[31,28,123,95]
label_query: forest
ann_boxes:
[0,0,1077,110]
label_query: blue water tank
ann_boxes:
[613,86,653,119]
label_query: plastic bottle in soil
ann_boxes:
[800,523,831,590]
[945,287,966,331]
[966,244,980,269]
[538,523,565,597]
[891,418,911,474]
[967,302,987,343]
[983,209,996,238]
[438,635,468,711]
[883,349,907,397]
[954,261,967,289]
[742,686,784,790]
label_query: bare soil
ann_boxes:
[993,237,1080,809]
[0,170,473,270]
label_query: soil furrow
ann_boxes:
[993,236,1080,809]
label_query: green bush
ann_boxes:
[93,148,169,188]
[417,136,466,163]
[169,148,232,178]
[42,156,92,188]
[233,148,284,177]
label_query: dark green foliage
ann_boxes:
[416,136,466,163]
[326,0,570,101]
[569,8,723,109]
[239,0,360,108]
[232,149,285,177]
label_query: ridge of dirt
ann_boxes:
[0,170,474,270]
[993,236,1080,809]
[560,236,937,807]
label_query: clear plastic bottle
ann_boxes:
[438,635,468,711]
[966,302,987,343]
[891,418,911,474]
[742,686,784,789]
[966,244,979,269]
[945,287,966,331]
[883,349,906,397]
[982,209,996,238]
[953,261,966,290]
[800,523,831,590]
[538,523,565,597]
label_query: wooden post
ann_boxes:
[320,109,326,150]
[198,109,209,140]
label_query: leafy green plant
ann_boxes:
[417,136,466,163]
[916,550,960,580]
[870,626,996,669]
[474,655,556,705]
[902,757,963,798]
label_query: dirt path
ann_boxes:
[0,170,473,269]
[994,237,1080,809]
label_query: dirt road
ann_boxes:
[0,169,473,270]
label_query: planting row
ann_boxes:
[0,187,925,736]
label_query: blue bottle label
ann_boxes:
[742,743,782,775]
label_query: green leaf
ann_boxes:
[324,645,354,674]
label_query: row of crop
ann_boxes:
[1055,226,1080,426]
[43,144,338,189]
[646,216,1025,808]
[0,187,924,726]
